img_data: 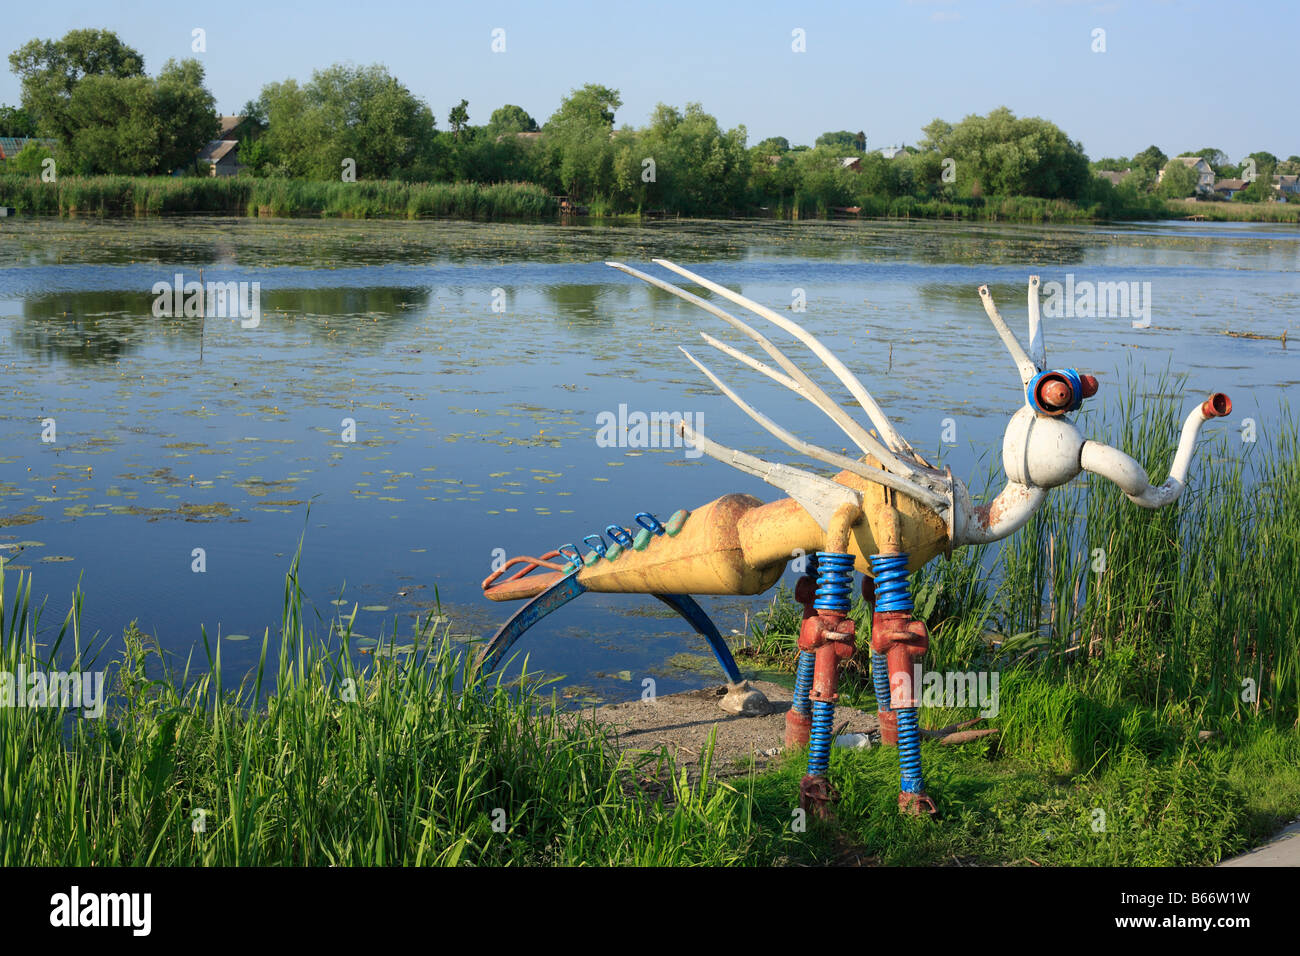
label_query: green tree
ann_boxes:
[1192,147,1228,169]
[815,130,859,152]
[1157,159,1198,199]
[1090,156,1131,171]
[251,64,437,179]
[153,59,219,171]
[9,29,145,143]
[917,118,953,152]
[916,107,1090,199]
[542,84,622,198]
[63,73,159,174]
[0,103,35,137]
[448,99,469,140]
[634,102,749,214]
[1132,145,1167,173]
[485,104,536,137]
[755,136,790,154]
[1235,152,1278,202]
[57,57,215,174]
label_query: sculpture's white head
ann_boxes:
[956,277,1230,544]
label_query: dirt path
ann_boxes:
[570,680,880,779]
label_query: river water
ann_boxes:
[0,216,1295,703]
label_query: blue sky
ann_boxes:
[2,0,1293,162]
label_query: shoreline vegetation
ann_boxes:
[2,174,1299,222]
[2,380,1297,866]
[4,33,1297,228]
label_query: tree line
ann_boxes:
[3,29,1296,218]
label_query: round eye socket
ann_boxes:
[1036,375,1073,412]
[1028,369,1091,417]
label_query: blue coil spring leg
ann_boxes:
[871,650,894,743]
[792,652,814,716]
[868,551,937,817]
[798,551,856,818]
[785,555,818,749]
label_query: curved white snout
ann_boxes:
[1080,393,1231,508]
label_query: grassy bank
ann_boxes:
[1163,198,1300,222]
[0,558,764,866]
[2,380,1297,866]
[2,173,1296,223]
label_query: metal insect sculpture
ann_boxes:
[479,259,1231,819]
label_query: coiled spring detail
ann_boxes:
[807,552,852,778]
[897,707,925,793]
[869,553,912,613]
[808,700,833,776]
[871,650,892,716]
[791,552,819,718]
[814,551,854,613]
[793,652,814,716]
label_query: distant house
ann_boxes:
[1095,168,1131,186]
[1159,156,1215,194]
[839,156,861,172]
[1213,178,1250,199]
[878,145,912,159]
[188,116,250,176]
[197,140,243,176]
[1273,174,1300,197]
[0,137,57,161]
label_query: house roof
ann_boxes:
[879,146,911,159]
[1274,174,1300,186]
[218,115,244,136]
[1214,179,1248,191]
[839,156,860,169]
[1171,155,1212,171]
[1095,169,1130,185]
[198,140,239,164]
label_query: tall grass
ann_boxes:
[0,550,758,866]
[1164,199,1300,223]
[0,174,556,220]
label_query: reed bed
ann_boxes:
[4,173,1293,222]
[0,551,760,866]
[0,175,556,220]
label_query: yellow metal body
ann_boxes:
[575,456,950,596]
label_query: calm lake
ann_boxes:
[1,216,1295,703]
